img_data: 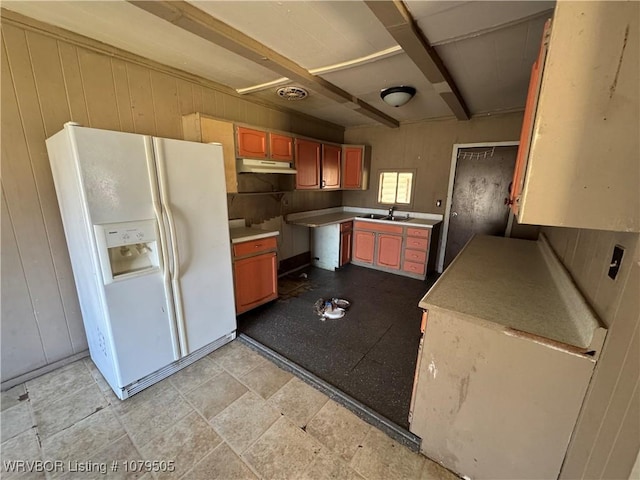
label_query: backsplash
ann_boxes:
[543,226,639,479]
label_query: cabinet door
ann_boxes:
[295,139,321,189]
[270,133,294,161]
[339,228,352,267]
[322,144,341,190]
[342,146,363,189]
[376,234,402,269]
[353,230,375,264]
[234,252,278,314]
[509,19,550,214]
[237,127,267,159]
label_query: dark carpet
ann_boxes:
[237,264,439,429]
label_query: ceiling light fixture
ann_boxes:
[380,86,416,107]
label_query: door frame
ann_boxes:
[437,141,520,273]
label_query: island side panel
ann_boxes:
[410,308,596,480]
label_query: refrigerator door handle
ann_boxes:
[144,137,181,359]
[153,138,189,356]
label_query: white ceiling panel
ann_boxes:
[192,1,397,69]
[319,53,429,96]
[358,89,453,122]
[319,53,453,120]
[435,15,549,114]
[2,0,556,127]
[247,89,378,127]
[406,0,555,45]
[3,0,282,89]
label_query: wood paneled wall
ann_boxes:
[543,227,640,479]
[0,11,343,385]
[343,113,524,214]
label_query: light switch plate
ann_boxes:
[608,245,624,280]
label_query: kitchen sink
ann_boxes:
[359,213,412,222]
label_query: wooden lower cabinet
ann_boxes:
[353,230,375,264]
[339,222,352,266]
[232,237,278,314]
[352,220,431,279]
[403,228,429,278]
[376,234,402,269]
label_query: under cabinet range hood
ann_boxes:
[237,158,297,174]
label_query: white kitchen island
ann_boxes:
[409,234,606,480]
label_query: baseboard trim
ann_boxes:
[1,350,90,391]
[238,333,421,451]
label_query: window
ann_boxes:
[377,170,414,205]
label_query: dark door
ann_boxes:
[444,146,518,268]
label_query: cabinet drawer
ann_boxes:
[404,249,426,263]
[403,260,426,275]
[407,227,429,239]
[233,236,277,258]
[405,237,428,251]
[340,221,353,232]
[353,221,403,234]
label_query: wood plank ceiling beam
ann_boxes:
[365,0,471,120]
[128,1,400,128]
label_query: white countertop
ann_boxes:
[229,226,279,244]
[286,207,442,228]
[419,235,605,351]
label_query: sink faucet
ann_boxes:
[388,206,396,217]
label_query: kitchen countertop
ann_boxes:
[229,226,279,244]
[419,234,605,352]
[286,207,442,228]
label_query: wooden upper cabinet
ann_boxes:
[342,145,368,190]
[295,139,321,189]
[269,133,294,161]
[322,144,341,190]
[236,126,267,159]
[509,19,549,216]
[512,2,639,232]
[182,113,238,193]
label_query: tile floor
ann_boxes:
[1,340,458,480]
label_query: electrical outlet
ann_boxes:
[608,245,624,280]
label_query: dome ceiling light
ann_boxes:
[380,86,416,107]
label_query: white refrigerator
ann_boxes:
[46,123,236,399]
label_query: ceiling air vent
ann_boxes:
[276,86,308,101]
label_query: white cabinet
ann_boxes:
[511,1,639,232]
[410,235,606,480]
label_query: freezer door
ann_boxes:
[70,126,156,224]
[153,138,236,355]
